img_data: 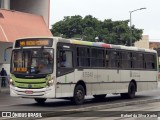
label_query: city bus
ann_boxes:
[10,37,158,105]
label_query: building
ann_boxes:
[134,35,160,56]
[149,42,160,56]
[0,0,50,26]
[0,0,52,74]
[134,35,149,49]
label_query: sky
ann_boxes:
[50,0,160,41]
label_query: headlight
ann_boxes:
[47,80,54,86]
[10,79,14,86]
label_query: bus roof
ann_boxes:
[14,37,157,53]
[57,37,157,53]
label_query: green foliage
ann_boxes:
[51,15,143,45]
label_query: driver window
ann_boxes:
[58,50,73,68]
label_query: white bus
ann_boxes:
[10,37,158,105]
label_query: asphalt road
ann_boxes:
[0,87,160,120]
[0,88,160,112]
[40,101,160,120]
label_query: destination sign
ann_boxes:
[15,39,53,47]
[13,67,27,72]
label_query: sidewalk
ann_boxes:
[0,86,10,93]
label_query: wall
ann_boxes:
[0,0,10,9]
[0,0,2,8]
[0,42,13,74]
[10,0,49,26]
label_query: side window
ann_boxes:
[56,43,74,77]
[91,48,105,67]
[144,53,156,70]
[108,50,118,68]
[58,50,73,68]
[106,50,109,67]
[131,52,137,68]
[91,48,97,67]
[77,47,90,67]
[117,51,122,68]
[121,52,131,69]
[136,53,144,69]
[97,49,105,67]
[131,52,144,69]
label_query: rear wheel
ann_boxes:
[93,94,106,99]
[127,82,136,99]
[72,84,85,105]
[34,98,46,104]
[121,82,136,99]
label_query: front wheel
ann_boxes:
[34,98,46,104]
[71,85,85,105]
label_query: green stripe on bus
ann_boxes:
[11,75,46,83]
[65,75,67,83]
[15,82,46,88]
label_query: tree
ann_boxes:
[50,15,143,45]
[51,15,83,38]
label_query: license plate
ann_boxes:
[25,90,33,94]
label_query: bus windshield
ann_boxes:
[11,48,53,74]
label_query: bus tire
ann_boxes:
[34,98,46,104]
[72,84,85,105]
[93,94,106,99]
[121,82,136,99]
[127,82,136,99]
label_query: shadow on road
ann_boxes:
[14,95,153,110]
[1,89,159,112]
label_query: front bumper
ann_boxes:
[10,85,55,99]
